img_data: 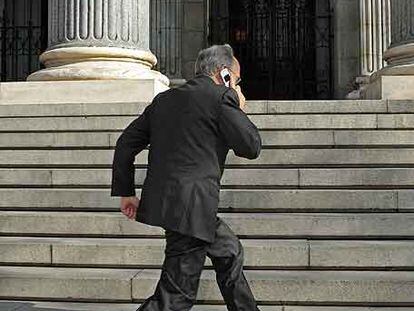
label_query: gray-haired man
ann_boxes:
[111,44,262,310]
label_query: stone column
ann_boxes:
[381,0,414,74]
[27,0,169,88]
[360,0,391,76]
[364,0,414,99]
[348,0,391,98]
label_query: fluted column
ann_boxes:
[27,0,169,86]
[381,0,414,75]
[363,0,414,99]
[360,0,391,76]
[348,0,391,98]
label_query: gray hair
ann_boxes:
[194,44,235,76]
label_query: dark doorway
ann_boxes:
[209,0,333,100]
[0,0,48,81]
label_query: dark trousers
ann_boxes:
[137,216,260,311]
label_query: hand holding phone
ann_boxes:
[220,67,246,111]
[235,85,246,111]
[220,68,231,87]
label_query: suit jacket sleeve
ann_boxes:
[110,103,152,197]
[218,88,262,159]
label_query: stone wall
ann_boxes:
[181,0,207,80]
[331,0,360,99]
[150,0,207,82]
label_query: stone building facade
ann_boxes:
[0,0,413,100]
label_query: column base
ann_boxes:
[363,42,414,99]
[27,60,169,85]
[363,74,414,100]
[27,47,170,88]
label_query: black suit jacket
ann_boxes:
[110,74,261,242]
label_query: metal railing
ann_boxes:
[0,0,47,81]
[209,0,333,100]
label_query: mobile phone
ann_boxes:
[220,68,231,87]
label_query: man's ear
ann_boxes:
[212,70,223,85]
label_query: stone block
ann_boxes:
[364,75,414,100]
[260,131,334,146]
[0,80,167,104]
[0,169,52,186]
[334,130,414,146]
[267,100,386,113]
[0,237,51,264]
[310,240,414,267]
[378,114,414,129]
[300,168,414,187]
[387,100,414,113]
[396,190,414,211]
[0,266,137,300]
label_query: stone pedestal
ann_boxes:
[27,0,169,91]
[364,0,414,99]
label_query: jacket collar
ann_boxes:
[193,74,216,85]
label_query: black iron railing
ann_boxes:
[0,0,48,81]
[150,0,183,79]
[209,0,333,100]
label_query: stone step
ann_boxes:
[1,266,413,303]
[379,114,414,128]
[2,149,414,167]
[0,168,298,187]
[0,101,149,117]
[0,100,393,117]
[0,188,401,211]
[0,302,411,311]
[0,237,308,268]
[3,114,414,131]
[2,212,414,237]
[333,130,414,146]
[4,130,414,148]
[0,300,278,311]
[1,130,336,149]
[258,100,388,114]
[1,236,413,268]
[3,168,414,188]
[135,269,414,304]
[300,168,414,187]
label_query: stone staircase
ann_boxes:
[1,98,414,310]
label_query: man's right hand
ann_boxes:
[229,73,246,112]
[120,196,140,220]
[234,85,246,112]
